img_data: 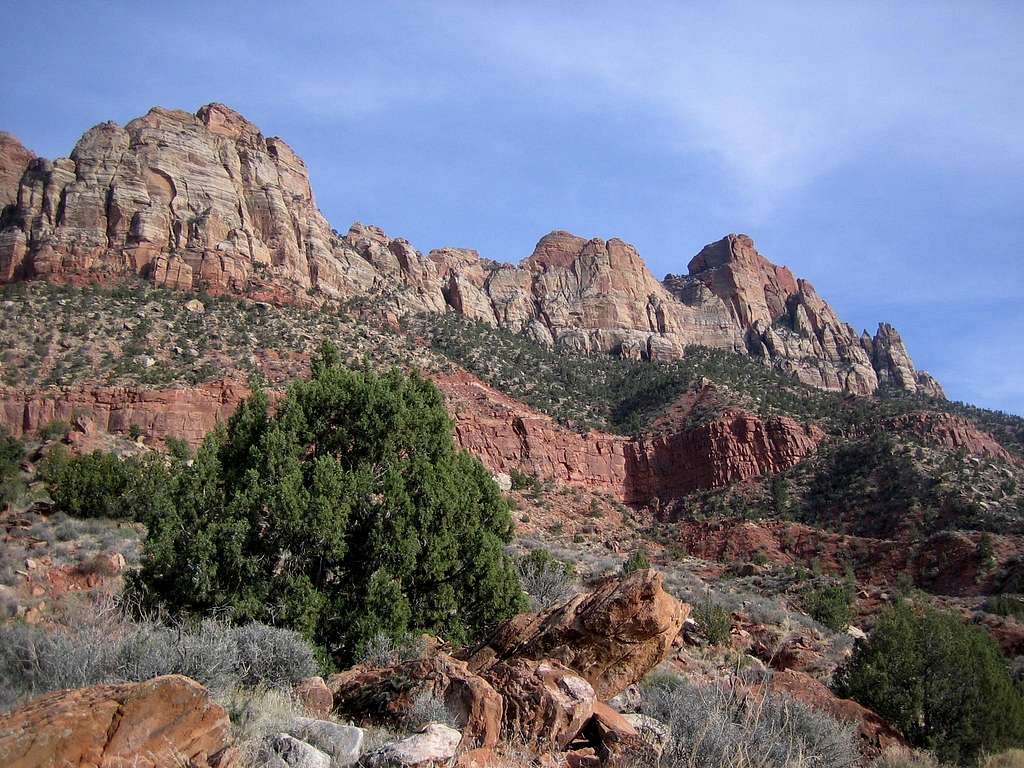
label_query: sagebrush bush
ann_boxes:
[518,548,575,609]
[870,748,941,768]
[405,689,455,729]
[0,615,317,711]
[639,673,857,768]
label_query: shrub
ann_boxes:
[0,616,317,710]
[164,436,192,463]
[982,751,1024,768]
[37,420,70,441]
[693,594,733,647]
[640,672,857,768]
[835,602,1024,764]
[509,468,538,492]
[979,534,997,570]
[985,595,1024,622]
[803,583,854,632]
[132,344,524,664]
[870,748,941,768]
[623,548,651,575]
[518,549,575,609]
[405,689,455,729]
[46,450,172,524]
[0,428,24,506]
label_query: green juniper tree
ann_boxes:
[835,602,1024,764]
[133,343,525,662]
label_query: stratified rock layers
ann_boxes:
[0,104,941,398]
[0,370,824,505]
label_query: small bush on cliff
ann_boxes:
[623,548,651,575]
[835,602,1024,764]
[693,593,733,646]
[132,343,525,663]
[803,582,854,632]
[0,428,25,506]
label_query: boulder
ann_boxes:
[331,652,502,747]
[578,701,657,765]
[264,733,330,768]
[365,723,462,767]
[0,674,236,768]
[290,717,364,766]
[294,676,333,719]
[463,569,687,698]
[479,659,594,752]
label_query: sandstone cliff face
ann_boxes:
[0,379,251,445]
[0,105,388,299]
[437,371,824,503]
[0,104,941,398]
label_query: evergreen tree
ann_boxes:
[134,344,524,662]
[835,602,1024,764]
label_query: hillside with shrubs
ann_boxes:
[1,287,1024,766]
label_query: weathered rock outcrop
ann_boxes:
[463,569,687,699]
[0,378,251,444]
[438,371,824,503]
[0,104,941,397]
[0,105,392,300]
[884,411,1015,462]
[0,370,824,505]
[331,572,683,755]
[0,674,237,768]
[0,132,34,209]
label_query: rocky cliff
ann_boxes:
[437,371,824,503]
[0,370,823,505]
[0,103,941,398]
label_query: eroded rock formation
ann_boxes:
[331,571,684,755]
[0,675,237,768]
[0,104,941,397]
[438,371,825,503]
[462,569,687,699]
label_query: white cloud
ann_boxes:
[446,1,1024,218]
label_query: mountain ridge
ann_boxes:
[0,102,940,399]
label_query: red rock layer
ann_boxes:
[885,410,1017,463]
[0,371,823,505]
[0,379,251,445]
[437,371,824,503]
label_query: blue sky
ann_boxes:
[4,2,1022,414]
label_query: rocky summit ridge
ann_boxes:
[0,103,941,398]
